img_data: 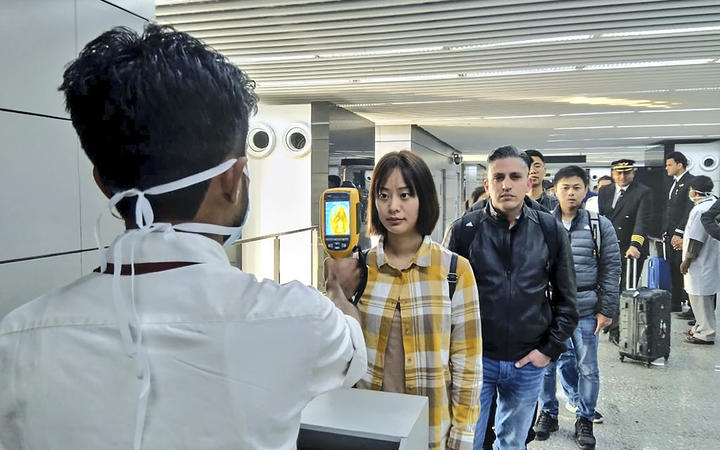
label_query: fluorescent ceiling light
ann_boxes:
[616,123,720,128]
[452,34,593,51]
[462,155,489,163]
[549,135,711,143]
[465,66,576,77]
[233,54,317,63]
[484,114,556,119]
[559,111,636,116]
[391,99,471,105]
[338,99,470,108]
[354,73,459,83]
[675,87,720,92]
[601,25,720,38]
[259,78,353,88]
[638,108,720,113]
[257,58,717,88]
[584,59,713,70]
[554,125,615,130]
[318,46,443,58]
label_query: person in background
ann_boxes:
[0,24,367,450]
[448,146,577,450]
[597,159,652,345]
[535,166,621,450]
[328,174,341,188]
[544,180,556,197]
[526,149,559,211]
[664,151,696,317]
[680,176,720,345]
[584,176,612,213]
[338,150,482,449]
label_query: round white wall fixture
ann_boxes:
[247,123,275,158]
[284,123,311,157]
[700,154,718,172]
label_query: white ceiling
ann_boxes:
[156,0,720,165]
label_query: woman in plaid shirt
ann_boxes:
[357,150,482,449]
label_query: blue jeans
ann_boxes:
[474,356,545,450]
[539,316,600,421]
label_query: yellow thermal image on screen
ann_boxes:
[330,204,350,235]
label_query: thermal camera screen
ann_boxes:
[325,200,351,237]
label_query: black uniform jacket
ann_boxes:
[664,171,695,238]
[598,181,652,251]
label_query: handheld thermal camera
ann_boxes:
[320,188,361,259]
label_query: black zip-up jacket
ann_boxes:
[448,203,578,361]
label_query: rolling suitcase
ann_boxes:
[618,259,671,367]
[646,240,672,291]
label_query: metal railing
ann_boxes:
[230,226,319,285]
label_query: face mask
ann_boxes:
[223,164,250,248]
[93,157,247,450]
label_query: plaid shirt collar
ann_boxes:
[374,235,433,269]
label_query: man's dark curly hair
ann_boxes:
[60,24,258,221]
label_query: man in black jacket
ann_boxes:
[526,149,559,211]
[448,146,578,450]
[664,152,695,314]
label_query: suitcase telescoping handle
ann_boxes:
[625,257,638,291]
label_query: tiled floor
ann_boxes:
[529,315,719,449]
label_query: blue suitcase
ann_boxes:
[646,257,671,291]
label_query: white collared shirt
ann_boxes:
[669,170,688,199]
[612,184,627,209]
[0,232,366,449]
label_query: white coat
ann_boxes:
[683,196,720,296]
[0,231,366,449]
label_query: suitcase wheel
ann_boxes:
[645,362,651,368]
[619,355,624,362]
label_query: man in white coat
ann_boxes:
[0,24,366,450]
[680,176,720,345]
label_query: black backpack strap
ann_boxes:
[536,211,559,268]
[586,209,601,260]
[448,253,458,299]
[350,247,370,305]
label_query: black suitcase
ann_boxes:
[618,259,671,367]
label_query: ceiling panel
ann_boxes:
[156,0,720,162]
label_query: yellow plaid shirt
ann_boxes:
[357,236,482,449]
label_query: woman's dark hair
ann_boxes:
[59,24,258,221]
[689,175,714,193]
[554,165,589,187]
[367,151,439,237]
